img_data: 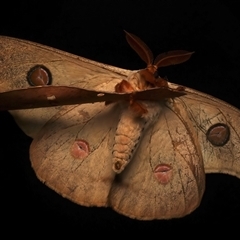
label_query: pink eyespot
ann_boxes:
[154,164,173,184]
[70,139,90,159]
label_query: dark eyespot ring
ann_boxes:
[206,123,230,146]
[27,65,52,86]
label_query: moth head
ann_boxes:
[124,31,194,88]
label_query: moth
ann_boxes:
[0,32,239,220]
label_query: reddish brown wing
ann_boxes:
[0,85,186,111]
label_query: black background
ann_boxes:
[1,0,240,233]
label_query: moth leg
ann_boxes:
[115,80,148,116]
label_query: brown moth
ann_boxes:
[0,32,239,220]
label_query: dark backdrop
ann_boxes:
[1,0,240,233]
